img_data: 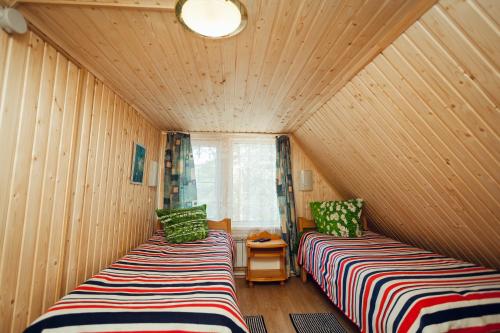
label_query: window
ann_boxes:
[192,141,220,220]
[192,134,280,230]
[231,140,279,228]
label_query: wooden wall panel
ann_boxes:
[294,0,500,269]
[290,136,343,220]
[0,29,161,333]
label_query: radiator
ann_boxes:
[233,238,247,277]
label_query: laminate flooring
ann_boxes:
[235,277,359,333]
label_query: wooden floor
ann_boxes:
[235,277,359,333]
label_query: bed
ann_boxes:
[25,218,249,333]
[297,217,500,333]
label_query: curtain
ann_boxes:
[276,135,298,275]
[163,132,197,209]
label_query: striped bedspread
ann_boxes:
[298,231,500,333]
[25,230,249,333]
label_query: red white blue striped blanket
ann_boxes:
[25,230,249,333]
[298,231,500,333]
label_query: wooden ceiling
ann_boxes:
[294,0,500,268]
[17,0,436,132]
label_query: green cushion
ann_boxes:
[156,205,208,243]
[310,199,364,237]
[155,208,170,218]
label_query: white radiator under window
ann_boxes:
[234,238,247,268]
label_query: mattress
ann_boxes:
[298,231,500,333]
[25,230,249,333]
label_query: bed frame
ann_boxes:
[156,218,232,233]
[298,213,368,282]
[297,214,368,232]
[207,218,232,232]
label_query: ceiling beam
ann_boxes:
[16,0,174,10]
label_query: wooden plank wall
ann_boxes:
[294,0,500,269]
[0,29,161,332]
[290,137,343,219]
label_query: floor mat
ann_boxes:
[289,313,348,333]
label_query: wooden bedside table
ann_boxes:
[246,231,287,286]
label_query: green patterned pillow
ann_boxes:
[310,199,364,237]
[155,208,169,218]
[156,205,208,243]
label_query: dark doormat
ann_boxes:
[289,313,348,333]
[244,315,268,333]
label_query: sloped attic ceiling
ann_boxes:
[18,0,435,132]
[295,0,500,268]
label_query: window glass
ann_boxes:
[192,142,220,219]
[231,141,279,228]
[192,135,279,229]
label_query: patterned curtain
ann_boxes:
[163,132,197,209]
[276,135,298,275]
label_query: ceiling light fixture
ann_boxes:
[175,0,248,39]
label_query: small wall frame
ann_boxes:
[131,142,146,185]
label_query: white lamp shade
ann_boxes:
[0,8,27,34]
[148,161,158,187]
[299,170,313,191]
[176,0,247,38]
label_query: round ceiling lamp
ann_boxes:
[175,0,248,39]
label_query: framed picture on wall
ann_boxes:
[131,142,146,184]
